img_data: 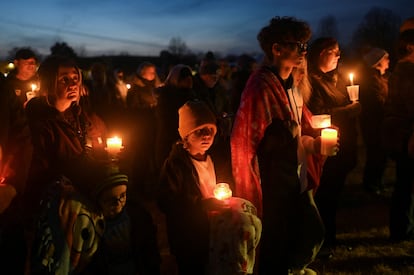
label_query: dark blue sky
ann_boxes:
[0,0,411,58]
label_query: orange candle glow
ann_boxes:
[349,73,354,86]
[31,83,37,92]
[321,128,338,156]
[214,183,232,200]
[106,136,123,156]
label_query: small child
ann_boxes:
[158,100,219,275]
[158,100,261,275]
[89,168,161,275]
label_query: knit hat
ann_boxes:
[178,100,217,139]
[363,48,388,68]
[94,166,128,198]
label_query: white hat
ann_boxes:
[178,100,217,139]
[363,48,388,68]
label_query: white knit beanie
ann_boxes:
[363,48,388,68]
[178,100,217,139]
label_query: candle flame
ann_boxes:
[106,136,123,156]
[214,183,232,200]
[349,73,354,86]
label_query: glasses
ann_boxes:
[104,192,127,206]
[191,126,215,138]
[280,41,308,52]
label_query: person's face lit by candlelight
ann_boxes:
[319,44,341,73]
[98,185,127,219]
[185,126,216,157]
[54,66,81,111]
[57,66,80,101]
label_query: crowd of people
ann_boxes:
[0,14,413,275]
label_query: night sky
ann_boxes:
[0,0,411,58]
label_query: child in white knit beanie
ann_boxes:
[158,100,261,275]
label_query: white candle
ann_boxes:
[346,85,359,102]
[106,136,123,156]
[321,128,338,156]
[349,73,354,86]
[311,114,331,129]
[214,183,232,200]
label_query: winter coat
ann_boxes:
[87,202,161,275]
[383,61,414,157]
[24,96,108,218]
[359,67,388,147]
[157,142,210,272]
[307,69,359,174]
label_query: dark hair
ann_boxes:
[307,37,338,73]
[37,55,81,101]
[257,16,311,62]
[397,30,414,59]
[137,62,156,76]
[15,47,37,61]
[179,66,192,79]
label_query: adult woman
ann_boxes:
[307,37,361,256]
[24,55,109,274]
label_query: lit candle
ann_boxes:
[126,84,131,89]
[311,114,331,129]
[349,73,354,86]
[321,128,338,156]
[106,136,123,156]
[214,183,232,200]
[31,83,37,92]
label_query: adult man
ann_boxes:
[0,49,34,274]
[3,48,39,106]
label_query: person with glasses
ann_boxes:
[307,37,361,259]
[88,169,161,275]
[231,16,325,275]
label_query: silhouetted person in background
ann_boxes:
[359,48,390,194]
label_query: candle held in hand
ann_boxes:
[214,183,232,200]
[321,128,338,156]
[106,136,123,156]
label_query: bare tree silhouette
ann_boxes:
[168,37,189,57]
[316,15,339,40]
[50,42,78,58]
[351,7,401,56]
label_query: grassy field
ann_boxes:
[309,157,414,275]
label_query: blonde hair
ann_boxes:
[292,59,312,104]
